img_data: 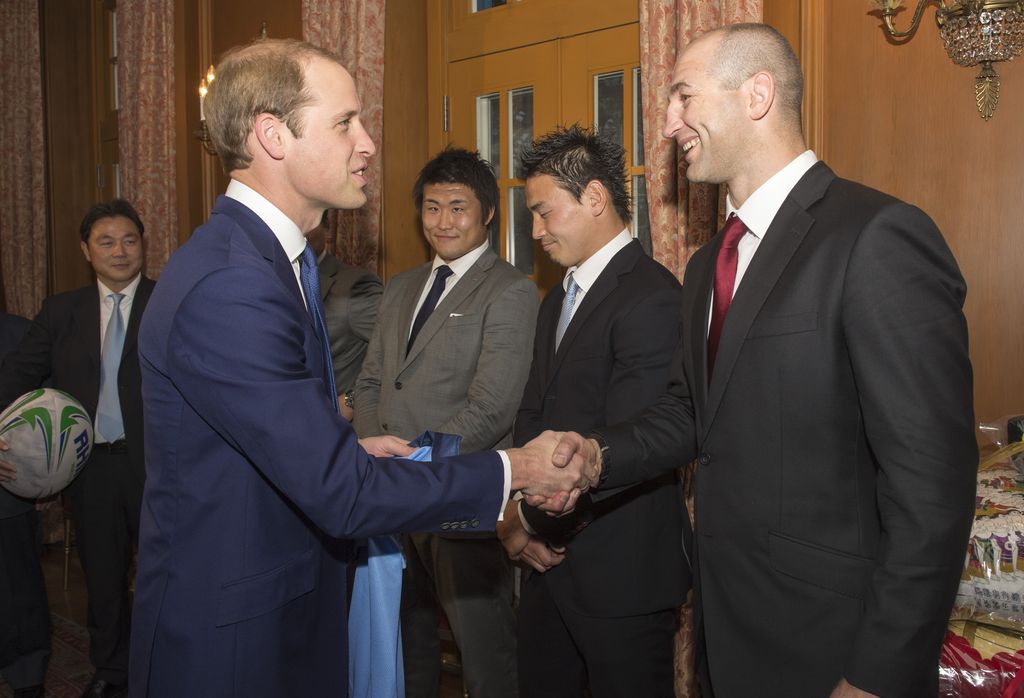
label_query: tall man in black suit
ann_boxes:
[0,200,155,698]
[0,312,47,698]
[554,24,977,698]
[498,126,689,698]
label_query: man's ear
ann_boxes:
[584,180,609,217]
[252,113,287,161]
[80,240,92,264]
[747,71,775,121]
[483,206,495,227]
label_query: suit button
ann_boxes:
[470,519,479,528]
[382,423,388,430]
[459,521,468,529]
[394,381,403,390]
[699,452,711,466]
[440,522,450,530]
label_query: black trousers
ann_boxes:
[68,444,143,684]
[517,570,676,698]
[0,506,50,689]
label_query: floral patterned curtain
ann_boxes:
[640,0,762,281]
[302,0,386,273]
[638,4,761,695]
[0,0,47,317]
[118,0,178,277]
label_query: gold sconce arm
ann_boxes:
[875,0,949,38]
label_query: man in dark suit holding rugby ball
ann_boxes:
[0,199,155,698]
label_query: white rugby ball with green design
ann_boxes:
[0,388,94,498]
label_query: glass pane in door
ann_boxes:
[509,87,534,178]
[508,187,534,274]
[472,0,507,11]
[594,71,624,146]
[476,93,500,176]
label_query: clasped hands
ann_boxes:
[506,430,600,515]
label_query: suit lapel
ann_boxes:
[76,287,101,370]
[686,249,715,415]
[395,263,432,371]
[215,196,310,328]
[702,163,833,435]
[319,254,339,301]
[546,241,642,391]
[402,250,497,368]
[122,277,154,360]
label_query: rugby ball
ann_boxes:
[0,388,94,498]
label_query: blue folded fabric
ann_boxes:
[348,431,462,698]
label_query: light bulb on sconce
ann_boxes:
[195,65,218,155]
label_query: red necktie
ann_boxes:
[707,214,747,379]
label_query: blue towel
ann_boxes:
[348,431,462,697]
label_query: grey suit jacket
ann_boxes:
[353,247,538,454]
[318,254,382,393]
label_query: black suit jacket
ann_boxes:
[598,163,977,697]
[0,313,32,518]
[0,278,155,489]
[318,254,382,393]
[516,240,691,618]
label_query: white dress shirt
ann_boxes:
[707,150,818,334]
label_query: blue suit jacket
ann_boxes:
[129,196,503,697]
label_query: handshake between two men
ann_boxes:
[505,431,601,514]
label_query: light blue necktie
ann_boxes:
[299,245,339,404]
[555,272,580,350]
[96,292,126,442]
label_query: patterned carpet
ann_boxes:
[0,613,91,698]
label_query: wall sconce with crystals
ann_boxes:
[195,65,217,155]
[874,0,1024,120]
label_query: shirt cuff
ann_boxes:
[497,450,512,522]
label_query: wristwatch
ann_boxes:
[343,391,354,408]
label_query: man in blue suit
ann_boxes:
[128,38,592,697]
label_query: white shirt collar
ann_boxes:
[226,179,307,263]
[432,240,491,278]
[727,150,818,239]
[564,229,632,293]
[97,273,142,301]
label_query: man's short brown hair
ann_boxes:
[205,38,343,173]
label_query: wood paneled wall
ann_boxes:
[40,1,100,295]
[765,0,1024,427]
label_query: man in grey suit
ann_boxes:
[353,147,539,697]
[306,217,383,420]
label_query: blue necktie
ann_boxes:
[96,292,126,442]
[299,246,339,406]
[555,272,580,350]
[407,265,454,355]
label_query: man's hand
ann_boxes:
[496,500,565,573]
[0,437,15,482]
[829,679,879,698]
[552,431,600,481]
[359,435,415,458]
[505,430,599,513]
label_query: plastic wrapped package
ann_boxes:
[940,622,1024,697]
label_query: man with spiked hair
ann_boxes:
[498,125,690,698]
